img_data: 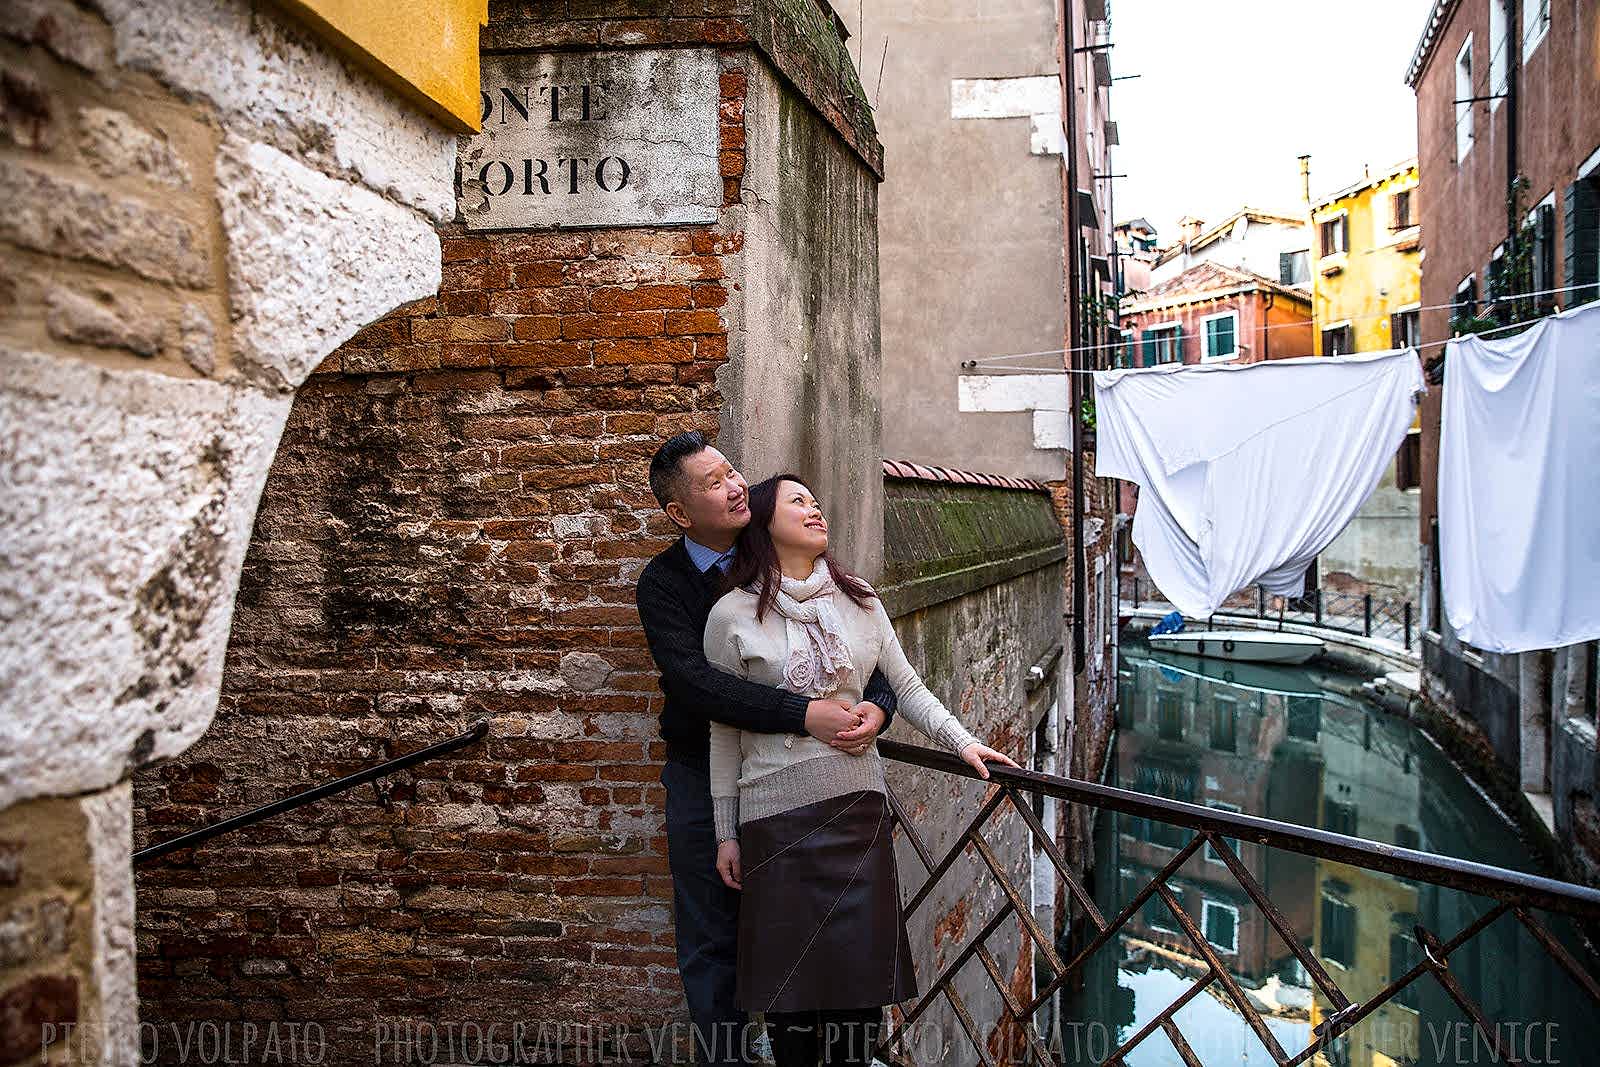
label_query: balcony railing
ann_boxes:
[876,739,1600,1067]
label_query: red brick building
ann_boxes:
[1117,261,1315,370]
[1405,0,1600,887]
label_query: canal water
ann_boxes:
[1059,633,1600,1067]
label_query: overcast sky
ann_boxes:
[1109,0,1439,238]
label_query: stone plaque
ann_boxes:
[459,49,722,230]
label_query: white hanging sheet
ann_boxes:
[1439,299,1600,653]
[1094,349,1424,618]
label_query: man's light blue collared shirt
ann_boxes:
[684,536,736,575]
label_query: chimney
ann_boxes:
[1298,154,1311,209]
[1178,215,1204,246]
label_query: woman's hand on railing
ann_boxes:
[716,839,743,890]
[958,743,1021,781]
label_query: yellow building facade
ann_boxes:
[1310,161,1421,356]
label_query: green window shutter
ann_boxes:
[1141,332,1157,366]
[1565,179,1599,306]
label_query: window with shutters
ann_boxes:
[1564,176,1599,307]
[1453,274,1478,321]
[1391,307,1420,349]
[1321,323,1353,356]
[1396,429,1422,491]
[1530,199,1557,305]
[1287,696,1321,740]
[1113,329,1135,369]
[1391,188,1415,231]
[1279,249,1310,287]
[1209,695,1238,752]
[1321,891,1357,968]
[1156,688,1183,740]
[1141,323,1182,365]
[1318,214,1349,257]
[1324,799,1359,836]
[1487,246,1507,321]
[1200,310,1238,361]
[1390,927,1423,1009]
[1455,36,1474,163]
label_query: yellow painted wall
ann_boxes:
[273,0,488,133]
[1308,861,1421,1066]
[1311,164,1421,356]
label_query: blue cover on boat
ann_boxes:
[1149,610,1185,637]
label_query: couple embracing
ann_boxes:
[635,432,1017,1067]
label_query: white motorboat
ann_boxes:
[1145,629,1324,666]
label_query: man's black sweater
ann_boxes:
[636,536,898,771]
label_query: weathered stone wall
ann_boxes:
[878,470,1070,1065]
[131,7,891,1062]
[1,0,457,1060]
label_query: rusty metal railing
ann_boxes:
[876,738,1600,1067]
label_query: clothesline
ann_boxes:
[961,303,1579,375]
[961,282,1593,368]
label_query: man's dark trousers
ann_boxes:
[661,756,752,1066]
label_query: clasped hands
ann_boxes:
[805,697,887,756]
[804,699,1020,781]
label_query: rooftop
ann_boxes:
[1123,261,1314,313]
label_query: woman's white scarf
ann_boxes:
[774,558,857,697]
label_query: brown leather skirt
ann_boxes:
[734,788,919,1014]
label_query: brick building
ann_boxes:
[109,6,1116,1067]
[1405,0,1600,886]
[1117,261,1315,369]
[1,1,1120,1063]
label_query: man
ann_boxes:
[635,431,899,1066]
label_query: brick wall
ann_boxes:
[129,30,891,1062]
[135,222,748,1067]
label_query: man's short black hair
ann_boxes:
[648,431,710,510]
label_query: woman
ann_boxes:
[702,474,1017,1067]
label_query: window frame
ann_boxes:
[1201,899,1241,955]
[1205,800,1242,864]
[1455,35,1475,163]
[1488,0,1509,111]
[1317,210,1350,259]
[1320,891,1358,969]
[1199,309,1240,362]
[1142,320,1184,366]
[1522,0,1550,61]
[1391,302,1421,350]
[1526,192,1557,303]
[1454,273,1477,321]
[1320,321,1354,357]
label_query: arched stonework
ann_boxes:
[0,0,469,1059]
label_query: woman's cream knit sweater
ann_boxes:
[703,585,981,842]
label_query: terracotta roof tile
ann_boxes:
[881,459,1049,494]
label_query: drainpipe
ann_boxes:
[1061,0,1085,664]
[1507,0,1521,313]
[1262,289,1273,361]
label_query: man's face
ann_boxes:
[665,446,749,540]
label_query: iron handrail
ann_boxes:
[876,738,1600,1067]
[132,720,489,865]
[879,739,1600,919]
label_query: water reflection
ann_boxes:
[1062,636,1599,1066]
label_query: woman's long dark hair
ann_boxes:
[721,474,877,622]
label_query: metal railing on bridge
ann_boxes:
[1124,575,1416,651]
[876,739,1600,1067]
